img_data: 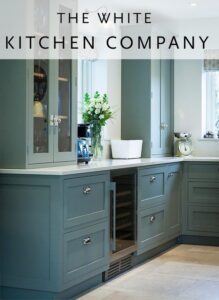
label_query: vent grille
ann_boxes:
[104,255,132,281]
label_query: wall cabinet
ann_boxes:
[0,60,77,169]
[121,60,173,158]
[0,172,110,298]
[183,163,219,237]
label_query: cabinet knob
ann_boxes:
[83,237,92,245]
[150,176,156,183]
[83,186,92,195]
[150,215,156,223]
[168,173,174,178]
[161,123,168,130]
[53,115,62,127]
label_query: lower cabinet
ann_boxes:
[0,172,110,297]
[137,163,181,255]
[64,222,109,284]
[166,164,182,239]
[188,205,219,234]
[138,205,166,253]
[183,162,219,237]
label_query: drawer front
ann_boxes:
[139,167,166,209]
[188,164,219,180]
[64,222,109,283]
[188,182,219,205]
[188,205,219,234]
[139,205,166,251]
[64,174,109,228]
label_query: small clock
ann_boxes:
[177,140,193,156]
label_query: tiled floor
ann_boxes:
[78,245,219,300]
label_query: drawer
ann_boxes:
[188,164,219,180]
[64,174,109,229]
[139,205,166,251]
[188,205,219,234]
[139,166,166,209]
[188,182,219,205]
[63,222,109,283]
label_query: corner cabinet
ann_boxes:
[121,60,174,158]
[0,60,77,169]
[182,162,219,237]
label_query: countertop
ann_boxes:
[0,156,219,176]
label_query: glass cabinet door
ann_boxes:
[54,60,77,162]
[28,60,54,165]
[33,60,49,154]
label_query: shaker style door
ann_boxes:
[28,60,54,165]
[53,60,77,163]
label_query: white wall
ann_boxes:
[174,60,219,156]
[91,60,121,158]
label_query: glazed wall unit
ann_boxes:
[0,60,77,168]
[121,60,174,158]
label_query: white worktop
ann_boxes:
[0,156,219,176]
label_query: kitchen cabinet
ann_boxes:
[166,163,182,239]
[0,172,110,299]
[138,204,166,253]
[183,163,219,237]
[0,59,77,169]
[137,163,181,255]
[121,60,173,158]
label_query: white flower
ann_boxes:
[102,103,108,111]
[95,103,101,109]
[99,114,104,119]
[95,109,100,114]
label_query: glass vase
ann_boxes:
[91,122,103,160]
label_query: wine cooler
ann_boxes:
[110,169,137,262]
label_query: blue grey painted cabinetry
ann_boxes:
[183,163,219,237]
[137,163,181,255]
[0,172,110,299]
[0,60,77,169]
[121,60,174,158]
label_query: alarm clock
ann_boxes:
[174,132,193,157]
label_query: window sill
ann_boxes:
[198,138,219,142]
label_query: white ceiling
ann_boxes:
[82,0,219,20]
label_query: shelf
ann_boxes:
[59,115,68,120]
[33,115,45,119]
[116,222,132,231]
[117,201,132,209]
[59,77,69,82]
[116,212,131,220]
[117,233,132,240]
[34,73,68,83]
[116,190,132,197]
[34,72,46,79]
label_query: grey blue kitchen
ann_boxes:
[1,56,219,300]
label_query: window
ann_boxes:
[77,60,93,123]
[205,71,219,134]
[203,55,219,136]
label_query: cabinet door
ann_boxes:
[54,60,77,163]
[161,60,173,155]
[151,60,173,156]
[138,205,166,254]
[28,60,54,165]
[151,60,162,155]
[166,164,181,238]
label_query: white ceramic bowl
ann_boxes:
[111,140,143,159]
